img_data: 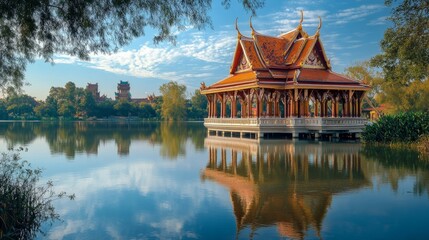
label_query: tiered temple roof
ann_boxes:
[201,12,369,94]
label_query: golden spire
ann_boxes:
[249,16,256,36]
[235,18,242,39]
[297,10,304,30]
[315,16,322,37]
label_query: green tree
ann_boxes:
[379,78,429,112]
[4,86,17,98]
[78,91,96,117]
[371,0,429,83]
[0,1,263,89]
[188,89,208,119]
[34,96,58,118]
[42,82,93,118]
[6,94,38,118]
[114,100,135,116]
[138,103,156,119]
[152,96,163,119]
[191,90,208,110]
[64,82,77,103]
[57,101,75,118]
[0,100,8,119]
[344,61,384,109]
[159,81,187,121]
[94,100,115,118]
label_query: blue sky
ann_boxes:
[23,0,391,100]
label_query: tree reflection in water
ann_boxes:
[0,121,206,159]
[361,145,429,196]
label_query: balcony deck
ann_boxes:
[204,117,367,140]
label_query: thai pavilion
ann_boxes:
[200,12,370,140]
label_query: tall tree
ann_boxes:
[0,100,8,119]
[0,0,263,89]
[79,91,96,117]
[6,94,38,118]
[378,78,429,112]
[191,89,208,111]
[94,99,115,118]
[345,61,429,113]
[371,0,429,83]
[114,100,135,116]
[188,89,208,119]
[34,96,58,118]
[344,61,384,107]
[138,103,156,119]
[369,0,429,112]
[159,81,187,121]
[43,82,89,118]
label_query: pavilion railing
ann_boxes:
[204,117,367,128]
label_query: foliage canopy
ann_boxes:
[371,0,429,84]
[362,111,429,143]
[159,81,187,121]
[0,0,263,90]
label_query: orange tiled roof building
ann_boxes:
[201,12,370,139]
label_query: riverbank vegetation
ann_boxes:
[0,147,74,239]
[362,112,429,156]
[362,112,429,143]
[0,81,207,121]
[345,0,428,154]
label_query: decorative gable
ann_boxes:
[236,53,251,72]
[303,42,327,69]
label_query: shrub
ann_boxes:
[362,112,429,143]
[417,135,429,154]
[0,147,74,239]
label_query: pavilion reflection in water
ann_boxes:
[202,137,369,239]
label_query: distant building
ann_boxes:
[86,83,100,101]
[130,94,156,105]
[86,81,155,103]
[362,103,394,121]
[131,98,151,105]
[115,81,131,101]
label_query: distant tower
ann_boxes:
[86,83,100,101]
[115,80,131,101]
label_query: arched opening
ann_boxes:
[225,99,232,118]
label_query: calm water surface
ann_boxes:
[1,121,429,239]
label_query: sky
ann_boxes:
[23,0,392,100]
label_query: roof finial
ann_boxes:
[297,10,304,30]
[315,16,322,37]
[249,16,255,36]
[235,18,242,39]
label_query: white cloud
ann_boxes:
[53,30,236,84]
[44,158,231,239]
[263,8,328,35]
[332,4,384,24]
[369,16,389,26]
[48,220,95,240]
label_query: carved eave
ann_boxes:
[290,35,331,70]
[230,40,246,74]
[315,38,331,69]
[230,36,266,74]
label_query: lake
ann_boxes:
[1,121,429,239]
